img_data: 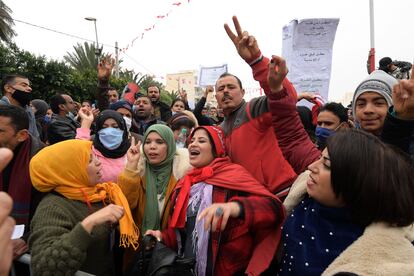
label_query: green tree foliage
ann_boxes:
[166,90,180,102]
[64,42,103,72]
[0,0,16,43]
[0,43,131,102]
[0,43,172,106]
[1,43,75,100]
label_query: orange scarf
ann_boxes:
[30,139,139,249]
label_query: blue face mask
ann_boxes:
[98,127,124,150]
[43,116,51,124]
[315,126,336,148]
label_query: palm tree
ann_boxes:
[63,42,101,72]
[166,90,180,101]
[0,0,17,43]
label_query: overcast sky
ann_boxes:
[6,0,414,103]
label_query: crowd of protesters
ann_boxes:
[0,15,413,276]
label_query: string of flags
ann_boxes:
[120,0,192,54]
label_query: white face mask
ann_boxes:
[123,116,132,130]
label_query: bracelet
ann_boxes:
[248,54,264,67]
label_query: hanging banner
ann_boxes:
[198,64,228,87]
[121,1,193,54]
[282,18,339,105]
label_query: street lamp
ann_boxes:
[85,17,102,57]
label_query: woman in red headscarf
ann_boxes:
[145,126,285,276]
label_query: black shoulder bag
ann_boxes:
[126,235,195,276]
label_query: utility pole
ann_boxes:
[369,0,375,73]
[85,17,102,60]
[115,41,120,78]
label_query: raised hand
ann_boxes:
[224,16,261,63]
[81,204,124,234]
[393,65,414,120]
[78,107,94,123]
[197,202,241,232]
[267,55,288,93]
[97,56,115,80]
[126,137,141,171]
[204,85,214,98]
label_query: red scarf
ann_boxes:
[170,157,285,275]
[0,138,32,226]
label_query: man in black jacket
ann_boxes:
[0,74,39,138]
[47,93,80,144]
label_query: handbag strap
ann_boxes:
[140,235,157,274]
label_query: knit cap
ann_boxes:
[352,70,398,117]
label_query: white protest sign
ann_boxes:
[282,18,339,105]
[293,18,339,49]
[198,64,228,87]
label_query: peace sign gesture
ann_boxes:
[224,16,261,63]
[126,137,142,171]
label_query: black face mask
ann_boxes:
[12,89,32,107]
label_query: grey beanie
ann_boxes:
[352,70,398,117]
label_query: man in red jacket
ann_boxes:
[217,16,297,197]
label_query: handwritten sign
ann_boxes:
[294,19,339,49]
[198,64,228,87]
[282,18,339,105]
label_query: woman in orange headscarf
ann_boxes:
[28,139,139,275]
